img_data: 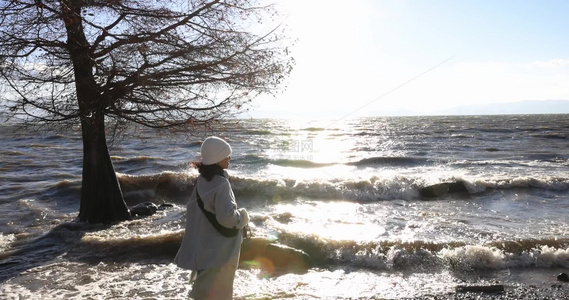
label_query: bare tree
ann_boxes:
[0,0,293,223]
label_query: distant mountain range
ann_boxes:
[433,100,569,116]
[374,100,569,116]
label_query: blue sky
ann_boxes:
[246,0,569,118]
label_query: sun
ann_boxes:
[267,0,384,116]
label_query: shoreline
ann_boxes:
[405,268,569,300]
[406,284,569,300]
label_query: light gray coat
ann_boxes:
[174,173,247,270]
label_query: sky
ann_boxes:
[244,0,569,118]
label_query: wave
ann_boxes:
[38,180,81,204]
[223,155,436,169]
[243,130,273,135]
[301,127,326,132]
[112,155,161,162]
[276,230,569,272]
[43,134,66,140]
[474,176,569,192]
[530,133,567,140]
[347,156,434,167]
[114,171,569,204]
[28,144,61,149]
[230,175,419,201]
[75,230,183,263]
[0,150,25,156]
[234,175,569,201]
[264,156,434,169]
[16,172,189,207]
[270,159,335,168]
[117,172,194,205]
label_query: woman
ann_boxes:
[174,136,250,299]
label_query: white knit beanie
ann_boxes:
[200,136,232,165]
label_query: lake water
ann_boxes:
[1,114,568,299]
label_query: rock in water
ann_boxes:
[130,202,159,217]
[419,181,469,198]
[158,203,174,210]
[264,243,311,273]
[558,273,569,282]
[240,238,311,276]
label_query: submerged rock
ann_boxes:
[558,273,569,282]
[274,212,293,224]
[158,203,174,210]
[129,202,159,217]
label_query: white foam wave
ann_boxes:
[479,176,569,192]
[439,245,569,270]
[0,233,15,253]
[233,173,569,201]
[439,245,506,270]
[276,230,569,272]
[532,245,569,268]
[115,169,569,203]
[231,175,421,201]
[347,244,569,271]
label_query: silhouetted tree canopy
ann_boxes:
[0,0,292,127]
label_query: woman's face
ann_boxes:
[217,156,230,169]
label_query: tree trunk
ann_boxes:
[60,0,131,223]
[78,110,131,223]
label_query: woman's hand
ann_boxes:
[238,208,249,227]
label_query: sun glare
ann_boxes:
[274,201,385,241]
[271,0,384,114]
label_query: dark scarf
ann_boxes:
[198,163,225,181]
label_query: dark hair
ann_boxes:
[195,162,225,182]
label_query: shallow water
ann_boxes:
[1,115,569,299]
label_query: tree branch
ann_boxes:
[93,0,221,59]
